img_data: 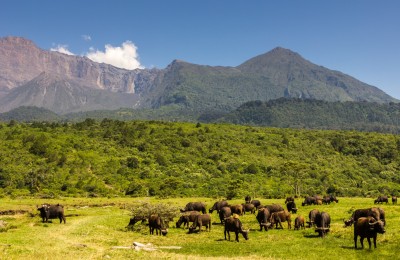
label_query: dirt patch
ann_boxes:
[0,210,29,215]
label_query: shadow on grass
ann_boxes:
[340,245,358,250]
[303,234,321,238]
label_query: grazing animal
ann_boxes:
[269,210,291,229]
[219,206,232,224]
[230,204,244,216]
[343,207,384,227]
[265,204,285,214]
[302,196,317,206]
[176,211,201,228]
[284,197,295,204]
[322,196,331,205]
[127,215,147,229]
[245,195,251,204]
[149,214,168,236]
[180,202,206,214]
[354,217,385,249]
[294,216,305,230]
[37,204,66,224]
[286,201,297,213]
[392,196,398,204]
[189,214,211,233]
[250,200,261,208]
[242,203,256,214]
[307,209,320,228]
[329,195,339,203]
[314,212,330,237]
[256,208,271,231]
[209,200,228,214]
[374,195,388,204]
[224,216,249,242]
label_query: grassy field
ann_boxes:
[0,197,399,259]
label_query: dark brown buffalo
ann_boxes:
[37,204,66,224]
[209,200,228,213]
[245,195,251,204]
[149,214,168,236]
[176,211,201,228]
[322,196,331,205]
[230,204,244,215]
[265,204,284,214]
[189,214,211,233]
[286,201,297,213]
[256,208,271,231]
[314,212,330,237]
[284,197,295,204]
[250,200,261,208]
[224,216,249,242]
[181,202,206,214]
[127,215,147,229]
[392,196,398,204]
[354,217,385,249]
[343,207,384,227]
[374,195,388,204]
[219,206,232,224]
[329,195,339,203]
[294,215,305,230]
[307,209,320,228]
[302,196,317,206]
[269,210,291,229]
[242,203,256,214]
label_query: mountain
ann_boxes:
[0,36,397,118]
[0,106,61,122]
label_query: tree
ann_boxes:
[280,160,308,197]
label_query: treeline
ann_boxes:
[0,119,399,199]
[215,98,400,134]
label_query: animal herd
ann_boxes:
[37,194,396,249]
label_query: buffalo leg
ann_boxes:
[373,234,377,248]
[354,235,358,248]
[235,231,239,242]
[367,237,372,249]
[360,237,364,249]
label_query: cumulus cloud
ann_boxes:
[86,41,143,70]
[50,44,74,55]
[82,34,91,41]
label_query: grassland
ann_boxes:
[0,197,399,260]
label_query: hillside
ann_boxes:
[0,120,399,198]
[215,98,400,133]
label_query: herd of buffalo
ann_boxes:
[38,194,397,249]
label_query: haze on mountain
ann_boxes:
[0,36,397,118]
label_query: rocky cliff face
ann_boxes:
[0,36,159,94]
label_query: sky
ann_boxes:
[1,0,399,98]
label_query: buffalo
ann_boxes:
[230,204,244,216]
[189,214,211,233]
[209,200,228,214]
[343,207,385,227]
[307,209,320,228]
[269,210,291,229]
[180,202,206,214]
[224,216,249,242]
[245,195,251,204]
[242,203,256,214]
[256,208,271,231]
[176,211,201,228]
[149,214,168,236]
[302,196,317,206]
[264,204,284,214]
[219,206,232,224]
[286,201,297,213]
[354,217,385,249]
[37,203,66,224]
[314,212,330,237]
[250,200,261,209]
[294,215,305,230]
[374,195,388,204]
[392,196,397,204]
[284,197,295,204]
[322,196,331,205]
[126,215,147,230]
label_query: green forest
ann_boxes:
[0,119,399,199]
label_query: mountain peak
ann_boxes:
[0,36,36,48]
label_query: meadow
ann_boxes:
[0,197,399,260]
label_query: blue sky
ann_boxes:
[1,0,399,98]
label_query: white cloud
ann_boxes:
[82,35,91,41]
[86,41,143,70]
[50,44,74,55]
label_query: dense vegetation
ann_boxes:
[0,119,399,198]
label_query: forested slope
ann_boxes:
[0,120,399,198]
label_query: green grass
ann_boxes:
[0,197,399,259]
